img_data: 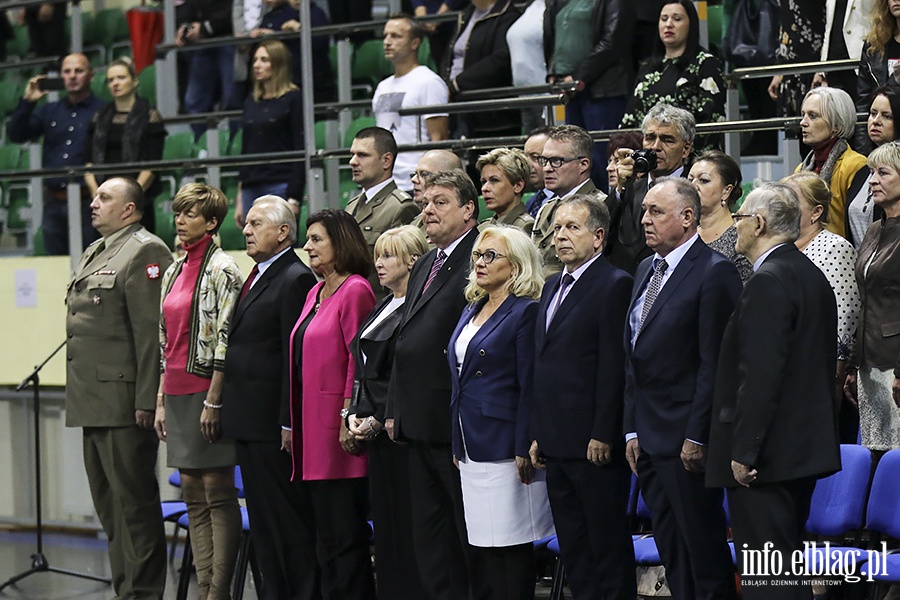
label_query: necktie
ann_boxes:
[638,259,668,333]
[546,273,575,329]
[84,240,106,267]
[423,250,447,292]
[240,264,259,301]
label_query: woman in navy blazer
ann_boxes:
[448,225,554,600]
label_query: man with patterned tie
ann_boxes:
[65,177,172,599]
[345,126,419,296]
[385,169,486,600]
[623,178,742,600]
[530,194,636,599]
[531,125,603,278]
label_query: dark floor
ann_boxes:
[0,529,201,599]
[0,529,568,599]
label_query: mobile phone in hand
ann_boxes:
[38,78,65,92]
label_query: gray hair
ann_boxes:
[803,87,857,140]
[741,183,801,242]
[653,176,701,227]
[557,192,610,233]
[252,195,298,244]
[642,103,696,144]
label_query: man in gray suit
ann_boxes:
[66,177,172,600]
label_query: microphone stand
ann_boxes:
[0,341,111,592]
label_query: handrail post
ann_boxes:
[724,84,741,164]
[66,180,82,267]
[299,0,325,212]
[157,0,179,118]
[336,38,354,144]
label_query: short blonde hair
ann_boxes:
[172,183,229,234]
[869,140,900,173]
[781,172,832,224]
[475,148,530,195]
[373,225,429,265]
[464,225,543,303]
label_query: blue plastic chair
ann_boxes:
[856,450,900,592]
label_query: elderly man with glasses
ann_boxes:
[531,124,604,277]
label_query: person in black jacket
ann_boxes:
[221,196,319,600]
[444,0,522,139]
[544,0,635,192]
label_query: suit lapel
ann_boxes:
[458,295,516,378]
[404,228,477,324]
[355,181,397,223]
[73,224,138,283]
[536,273,558,351]
[543,257,604,340]
[231,251,297,330]
[638,240,702,334]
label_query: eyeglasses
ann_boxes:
[731,212,758,220]
[472,250,507,264]
[535,156,585,169]
[409,170,434,181]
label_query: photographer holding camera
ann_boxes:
[606,103,695,274]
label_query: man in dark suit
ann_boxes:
[531,125,603,277]
[385,169,486,600]
[607,103,695,274]
[707,183,840,599]
[529,194,637,599]
[624,178,741,600]
[221,195,319,600]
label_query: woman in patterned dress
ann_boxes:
[783,172,861,445]
[620,0,725,150]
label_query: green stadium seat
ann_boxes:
[6,187,31,232]
[351,39,392,90]
[343,116,377,148]
[91,74,114,102]
[0,80,26,121]
[6,25,30,60]
[93,8,130,51]
[138,64,156,105]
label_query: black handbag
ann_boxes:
[723,0,779,67]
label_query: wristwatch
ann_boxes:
[340,408,350,419]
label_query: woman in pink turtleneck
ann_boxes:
[154,183,243,600]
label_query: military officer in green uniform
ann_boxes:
[65,177,173,599]
[345,126,419,296]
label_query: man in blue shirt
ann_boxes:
[8,53,107,255]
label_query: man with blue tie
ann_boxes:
[523,126,552,217]
[530,194,636,599]
[624,177,742,599]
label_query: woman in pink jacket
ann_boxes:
[287,209,377,599]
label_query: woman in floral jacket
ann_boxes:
[155,183,243,600]
[620,0,725,148]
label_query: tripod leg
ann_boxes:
[47,566,111,584]
[0,566,43,592]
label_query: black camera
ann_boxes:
[632,149,658,174]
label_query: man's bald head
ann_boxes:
[412,150,463,206]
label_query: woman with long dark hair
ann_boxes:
[287,209,377,599]
[619,0,725,143]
